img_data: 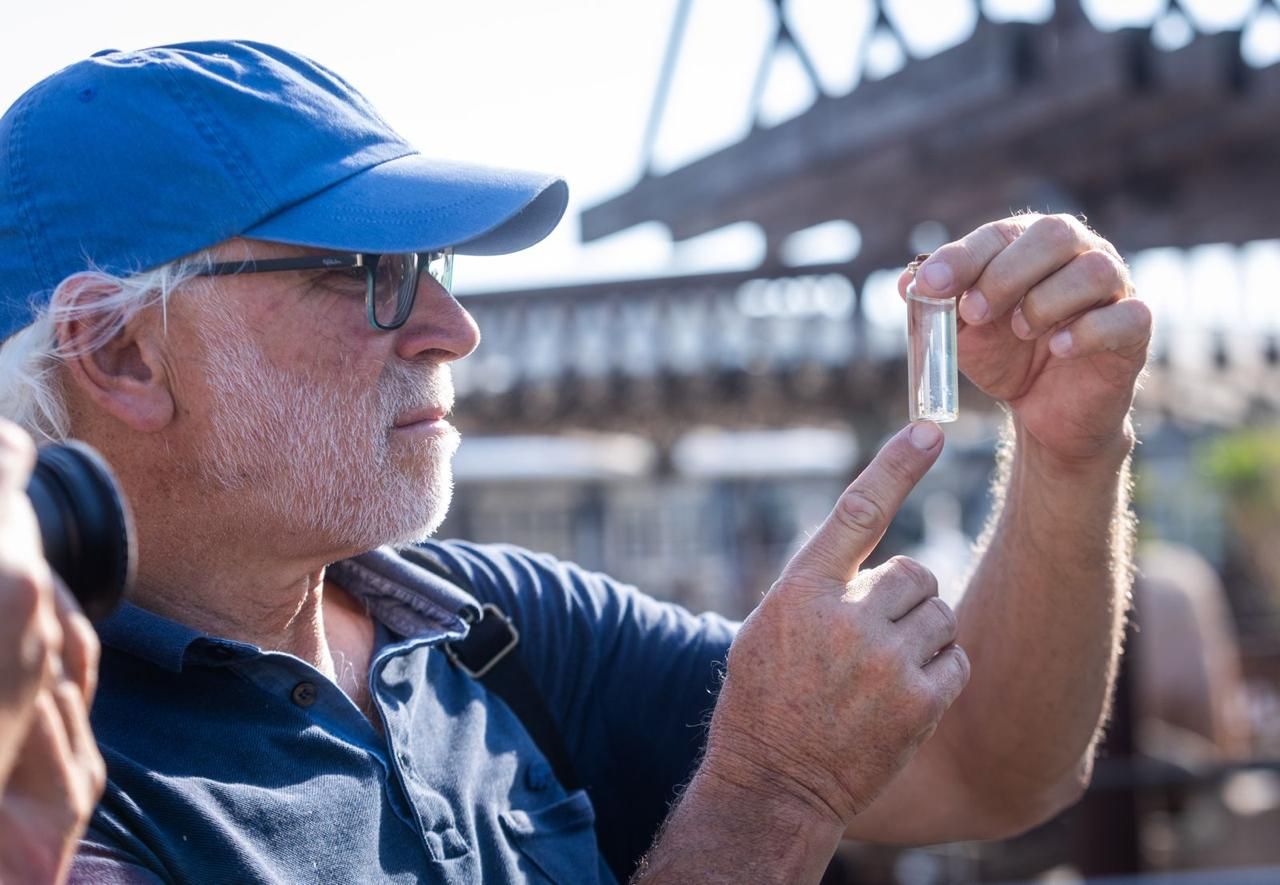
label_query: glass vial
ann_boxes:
[906,281,959,423]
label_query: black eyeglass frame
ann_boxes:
[196,250,454,331]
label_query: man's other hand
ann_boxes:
[0,420,105,884]
[702,422,967,828]
[900,213,1151,469]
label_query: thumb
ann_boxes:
[784,422,943,586]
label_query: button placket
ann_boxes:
[376,648,469,862]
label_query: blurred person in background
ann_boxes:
[1134,540,1251,762]
[0,419,105,883]
[0,41,1150,883]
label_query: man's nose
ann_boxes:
[393,276,481,364]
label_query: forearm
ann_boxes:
[944,413,1136,817]
[632,765,843,885]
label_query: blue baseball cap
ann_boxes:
[0,40,569,339]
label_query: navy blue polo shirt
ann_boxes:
[72,541,737,884]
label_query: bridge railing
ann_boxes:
[454,265,1279,434]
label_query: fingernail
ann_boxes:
[1050,329,1073,357]
[959,290,988,323]
[909,422,942,450]
[1011,308,1032,339]
[921,261,952,292]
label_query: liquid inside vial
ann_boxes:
[906,282,959,423]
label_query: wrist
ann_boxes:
[635,761,843,884]
[996,415,1134,551]
[1013,416,1135,485]
[698,753,847,837]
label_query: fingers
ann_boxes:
[788,423,944,585]
[1046,298,1153,362]
[921,644,971,710]
[1011,248,1129,341]
[860,555,940,621]
[51,579,100,705]
[6,684,105,837]
[897,215,1134,341]
[895,595,959,666]
[11,691,69,785]
[959,214,1096,327]
[51,680,106,808]
[901,216,1034,301]
[0,685,104,885]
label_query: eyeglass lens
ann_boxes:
[370,251,454,328]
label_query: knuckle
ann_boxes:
[1024,215,1075,252]
[887,555,936,592]
[905,679,945,722]
[1126,296,1154,332]
[835,488,889,536]
[1077,249,1120,291]
[987,218,1025,249]
[11,569,44,612]
[929,597,959,638]
[1019,294,1052,330]
[1038,213,1080,249]
[2,570,48,634]
[931,649,970,703]
[0,420,34,462]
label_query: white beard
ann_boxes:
[197,305,459,555]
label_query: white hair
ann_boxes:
[0,253,213,443]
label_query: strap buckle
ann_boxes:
[443,604,520,679]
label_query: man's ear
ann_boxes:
[54,274,176,433]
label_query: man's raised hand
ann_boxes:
[702,422,968,828]
[900,213,1150,467]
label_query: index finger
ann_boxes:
[899,216,1038,300]
[786,422,944,585]
[51,579,99,705]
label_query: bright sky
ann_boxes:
[2,0,1278,338]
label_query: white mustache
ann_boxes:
[377,363,455,423]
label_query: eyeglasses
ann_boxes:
[197,250,454,331]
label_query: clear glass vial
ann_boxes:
[906,280,959,423]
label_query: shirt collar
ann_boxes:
[97,545,481,673]
[96,602,207,673]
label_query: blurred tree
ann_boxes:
[1201,427,1280,619]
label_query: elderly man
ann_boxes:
[0,41,1149,884]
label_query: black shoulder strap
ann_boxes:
[398,546,580,792]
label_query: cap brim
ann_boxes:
[244,154,568,256]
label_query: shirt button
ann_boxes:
[526,761,553,792]
[291,682,317,707]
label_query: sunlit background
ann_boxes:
[6,1,1280,882]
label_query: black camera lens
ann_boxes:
[25,442,134,623]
